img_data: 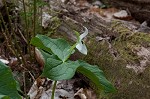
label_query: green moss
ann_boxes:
[80,21,150,98]
[111,21,150,63]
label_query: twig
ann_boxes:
[23,71,27,97]
[0,13,22,63]
[3,0,28,67]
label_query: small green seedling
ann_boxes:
[30,27,116,99]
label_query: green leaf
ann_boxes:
[41,58,80,80]
[31,34,73,62]
[0,95,10,99]
[30,37,52,54]
[77,60,116,93]
[0,61,21,99]
[37,48,59,61]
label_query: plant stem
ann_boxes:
[22,0,32,60]
[33,0,37,37]
[33,0,37,58]
[0,13,22,63]
[0,20,17,58]
[40,7,43,33]
[23,72,27,97]
[64,43,77,62]
[3,0,27,66]
[51,81,57,99]
[22,0,28,38]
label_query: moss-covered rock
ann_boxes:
[78,21,150,99]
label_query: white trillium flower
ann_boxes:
[76,27,88,55]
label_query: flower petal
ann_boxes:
[79,27,88,41]
[76,42,87,55]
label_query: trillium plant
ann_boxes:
[0,0,115,98]
[0,27,115,99]
[30,27,116,99]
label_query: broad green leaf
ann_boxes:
[41,58,80,80]
[31,34,73,62]
[37,48,59,61]
[77,60,116,93]
[0,95,10,99]
[0,61,21,99]
[30,37,52,54]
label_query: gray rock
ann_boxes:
[137,21,150,33]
